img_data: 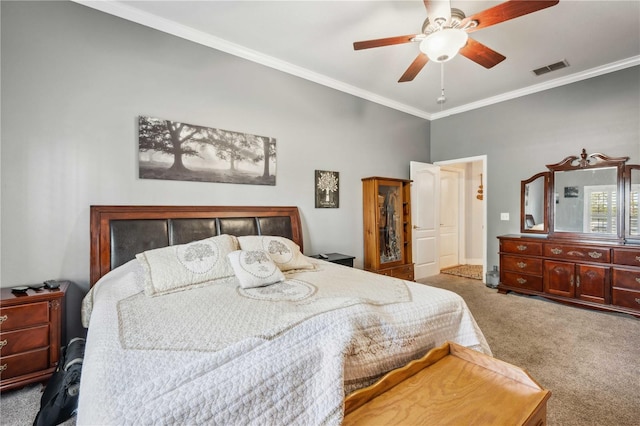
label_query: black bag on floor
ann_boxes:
[33,337,86,426]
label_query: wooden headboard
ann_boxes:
[90,205,303,286]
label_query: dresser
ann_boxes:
[362,177,414,281]
[498,235,640,317]
[0,283,67,392]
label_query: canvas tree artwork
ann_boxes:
[138,116,276,185]
[315,170,339,208]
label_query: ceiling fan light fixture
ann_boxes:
[419,28,468,62]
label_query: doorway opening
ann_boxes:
[435,155,487,282]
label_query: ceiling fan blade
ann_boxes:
[398,53,429,82]
[464,0,559,33]
[353,34,420,50]
[459,38,506,69]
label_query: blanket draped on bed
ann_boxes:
[78,259,490,426]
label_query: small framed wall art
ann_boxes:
[315,170,339,208]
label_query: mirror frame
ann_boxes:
[520,172,549,234]
[625,164,640,243]
[546,149,629,241]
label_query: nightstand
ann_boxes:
[0,282,68,392]
[310,253,355,267]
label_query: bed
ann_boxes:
[78,205,490,425]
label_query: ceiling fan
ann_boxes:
[353,0,559,82]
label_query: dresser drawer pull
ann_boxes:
[550,248,562,255]
[636,277,640,284]
[588,251,602,259]
[516,245,528,251]
[0,364,6,372]
[516,262,527,269]
[0,315,7,324]
[636,298,640,305]
[636,256,640,263]
[516,278,527,284]
[0,339,6,350]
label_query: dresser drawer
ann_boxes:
[502,255,543,275]
[543,244,610,263]
[379,264,414,281]
[612,288,640,311]
[0,347,49,380]
[612,268,640,291]
[501,272,543,292]
[0,302,49,331]
[501,240,542,256]
[0,325,49,356]
[612,248,640,267]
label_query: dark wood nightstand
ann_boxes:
[0,282,68,392]
[310,253,355,267]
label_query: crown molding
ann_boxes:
[429,56,640,120]
[72,1,639,122]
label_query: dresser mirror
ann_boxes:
[546,149,629,241]
[626,165,640,241]
[520,172,548,233]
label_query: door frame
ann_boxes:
[435,155,487,282]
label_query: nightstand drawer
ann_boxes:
[0,302,49,331]
[0,347,49,380]
[0,325,49,356]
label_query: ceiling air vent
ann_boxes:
[532,60,569,76]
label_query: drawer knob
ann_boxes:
[0,339,6,350]
[517,278,527,284]
[551,248,562,255]
[0,364,6,372]
[588,251,602,259]
[0,315,7,324]
[516,245,528,251]
[517,262,527,269]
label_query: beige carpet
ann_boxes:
[440,264,483,280]
[419,274,640,426]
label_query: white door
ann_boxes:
[410,161,440,279]
[439,168,461,269]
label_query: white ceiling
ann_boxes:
[76,0,640,120]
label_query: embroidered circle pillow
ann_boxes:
[237,236,314,272]
[227,250,285,289]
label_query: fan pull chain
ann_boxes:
[437,62,446,107]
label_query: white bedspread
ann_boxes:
[77,258,490,425]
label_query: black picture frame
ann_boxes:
[315,170,339,208]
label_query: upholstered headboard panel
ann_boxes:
[90,205,303,286]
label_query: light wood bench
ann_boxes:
[343,342,551,426]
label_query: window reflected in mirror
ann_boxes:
[553,167,617,234]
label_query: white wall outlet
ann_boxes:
[500,212,510,221]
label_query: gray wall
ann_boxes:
[431,66,640,270]
[1,1,430,337]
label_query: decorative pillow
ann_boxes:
[136,234,239,296]
[227,250,285,289]
[237,235,314,272]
